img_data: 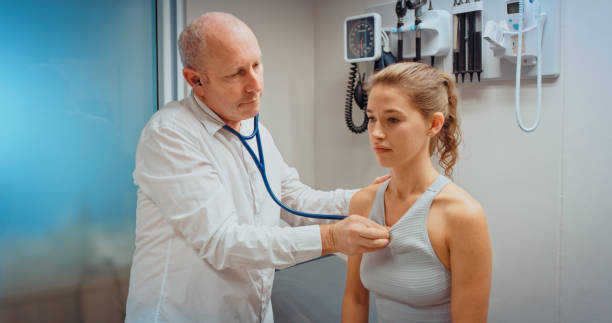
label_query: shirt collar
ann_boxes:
[187,90,254,136]
[187,90,225,136]
[186,90,256,138]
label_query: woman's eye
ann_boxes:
[367,116,375,121]
[388,118,399,123]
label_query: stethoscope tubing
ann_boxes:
[223,116,346,220]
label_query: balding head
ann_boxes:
[179,12,263,130]
[178,12,256,70]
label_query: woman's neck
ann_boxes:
[387,153,440,200]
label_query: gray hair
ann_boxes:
[178,12,243,70]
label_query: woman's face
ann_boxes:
[366,84,431,168]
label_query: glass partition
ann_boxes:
[0,1,157,321]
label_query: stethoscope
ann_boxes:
[192,90,345,220]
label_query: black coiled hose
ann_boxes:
[345,63,368,134]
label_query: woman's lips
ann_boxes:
[373,146,391,154]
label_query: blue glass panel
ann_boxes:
[0,0,156,299]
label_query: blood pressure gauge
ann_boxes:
[344,13,381,63]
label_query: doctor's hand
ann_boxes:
[371,174,391,185]
[320,215,389,256]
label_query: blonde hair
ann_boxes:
[367,62,462,177]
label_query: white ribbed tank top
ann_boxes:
[360,175,452,323]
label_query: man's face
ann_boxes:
[198,28,263,127]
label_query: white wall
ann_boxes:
[314,0,612,322]
[184,0,612,321]
[185,0,317,185]
[560,0,612,321]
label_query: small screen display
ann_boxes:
[507,2,520,14]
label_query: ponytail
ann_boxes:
[434,73,461,178]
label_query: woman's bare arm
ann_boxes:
[448,201,492,323]
[341,187,378,323]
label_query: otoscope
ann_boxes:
[395,0,408,61]
[406,0,427,62]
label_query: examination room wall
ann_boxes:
[182,0,612,321]
[313,0,612,322]
[186,0,318,186]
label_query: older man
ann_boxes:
[125,12,389,322]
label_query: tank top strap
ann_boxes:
[426,175,451,194]
[368,179,391,225]
[410,175,451,215]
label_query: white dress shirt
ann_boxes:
[125,92,355,323]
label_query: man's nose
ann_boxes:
[245,68,262,93]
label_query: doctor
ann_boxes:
[125,12,390,323]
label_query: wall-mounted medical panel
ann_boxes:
[366,0,560,81]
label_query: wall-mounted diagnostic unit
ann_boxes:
[342,0,559,134]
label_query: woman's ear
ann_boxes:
[428,112,445,137]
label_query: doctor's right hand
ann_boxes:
[320,215,390,256]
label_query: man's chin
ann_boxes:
[238,103,260,119]
[245,101,260,110]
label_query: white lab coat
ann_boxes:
[125,93,354,323]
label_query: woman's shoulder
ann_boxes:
[435,181,491,260]
[349,183,382,217]
[436,181,486,225]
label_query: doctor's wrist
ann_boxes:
[320,223,337,255]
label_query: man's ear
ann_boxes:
[183,67,202,88]
[428,112,445,137]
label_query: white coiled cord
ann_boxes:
[515,0,545,132]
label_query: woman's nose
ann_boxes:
[369,122,385,139]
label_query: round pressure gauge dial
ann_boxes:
[348,20,375,59]
[344,13,381,63]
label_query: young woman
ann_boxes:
[341,62,492,323]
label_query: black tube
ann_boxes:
[415,31,421,62]
[453,14,459,82]
[458,13,466,82]
[475,12,483,81]
[345,63,368,134]
[398,36,404,62]
[453,51,459,82]
[468,12,475,82]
